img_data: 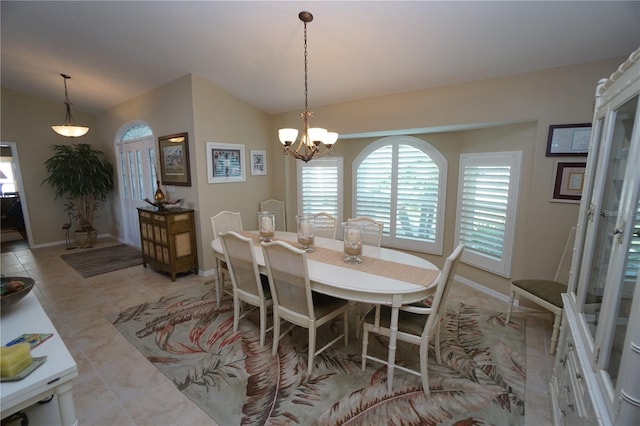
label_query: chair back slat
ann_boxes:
[260,199,286,231]
[262,241,314,320]
[422,244,464,337]
[220,231,265,298]
[347,216,383,247]
[313,212,337,239]
[211,211,243,239]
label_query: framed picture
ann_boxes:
[206,142,246,184]
[552,161,586,202]
[250,150,267,176]
[546,123,591,156]
[158,132,191,186]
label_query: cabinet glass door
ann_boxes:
[570,117,605,300]
[604,194,639,387]
[582,95,637,340]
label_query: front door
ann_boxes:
[117,137,157,247]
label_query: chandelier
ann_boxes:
[278,11,338,162]
[51,74,89,137]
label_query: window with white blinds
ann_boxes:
[455,151,523,277]
[353,136,446,254]
[296,158,343,223]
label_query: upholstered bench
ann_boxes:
[506,279,566,355]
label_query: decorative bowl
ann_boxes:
[1,277,35,311]
[163,199,184,209]
[143,198,184,210]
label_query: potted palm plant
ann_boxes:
[43,143,114,247]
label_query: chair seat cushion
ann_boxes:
[363,305,426,336]
[313,293,348,318]
[512,279,566,308]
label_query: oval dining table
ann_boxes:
[211,231,440,392]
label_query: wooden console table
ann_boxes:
[137,207,198,281]
[1,293,78,426]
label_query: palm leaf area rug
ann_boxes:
[109,285,526,425]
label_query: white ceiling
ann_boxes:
[2,1,639,116]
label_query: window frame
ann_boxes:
[454,151,523,277]
[352,136,447,254]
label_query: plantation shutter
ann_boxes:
[297,158,343,221]
[456,152,522,277]
[355,145,393,232]
[353,137,446,254]
[396,145,440,242]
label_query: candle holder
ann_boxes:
[343,222,363,264]
[296,214,315,252]
[257,211,276,242]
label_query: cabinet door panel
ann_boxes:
[603,182,639,387]
[582,95,637,341]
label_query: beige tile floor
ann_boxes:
[1,238,554,425]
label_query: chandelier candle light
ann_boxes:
[51,74,89,138]
[278,11,338,162]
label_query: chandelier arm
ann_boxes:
[284,142,331,163]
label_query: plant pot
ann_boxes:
[74,230,97,248]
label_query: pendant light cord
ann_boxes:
[303,20,309,113]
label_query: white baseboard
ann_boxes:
[454,274,539,313]
[30,239,66,249]
[454,274,511,303]
[200,268,217,277]
[30,232,117,250]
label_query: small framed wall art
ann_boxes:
[206,142,246,184]
[250,150,267,176]
[546,123,591,157]
[552,161,586,203]
[158,132,191,186]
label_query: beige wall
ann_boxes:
[189,74,273,272]
[1,56,625,296]
[96,74,197,253]
[1,86,106,246]
[272,57,623,294]
[96,74,273,273]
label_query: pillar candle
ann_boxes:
[301,221,313,235]
[347,228,361,244]
[261,216,273,232]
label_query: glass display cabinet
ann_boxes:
[550,48,640,425]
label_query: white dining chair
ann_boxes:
[219,231,273,347]
[262,240,349,376]
[211,211,243,307]
[347,216,383,247]
[506,227,576,355]
[361,244,464,395]
[259,199,286,232]
[312,212,337,239]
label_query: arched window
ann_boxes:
[120,124,152,141]
[353,136,447,254]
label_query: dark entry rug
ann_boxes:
[61,243,142,277]
[109,285,526,425]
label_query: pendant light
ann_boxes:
[51,74,89,137]
[278,11,338,162]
